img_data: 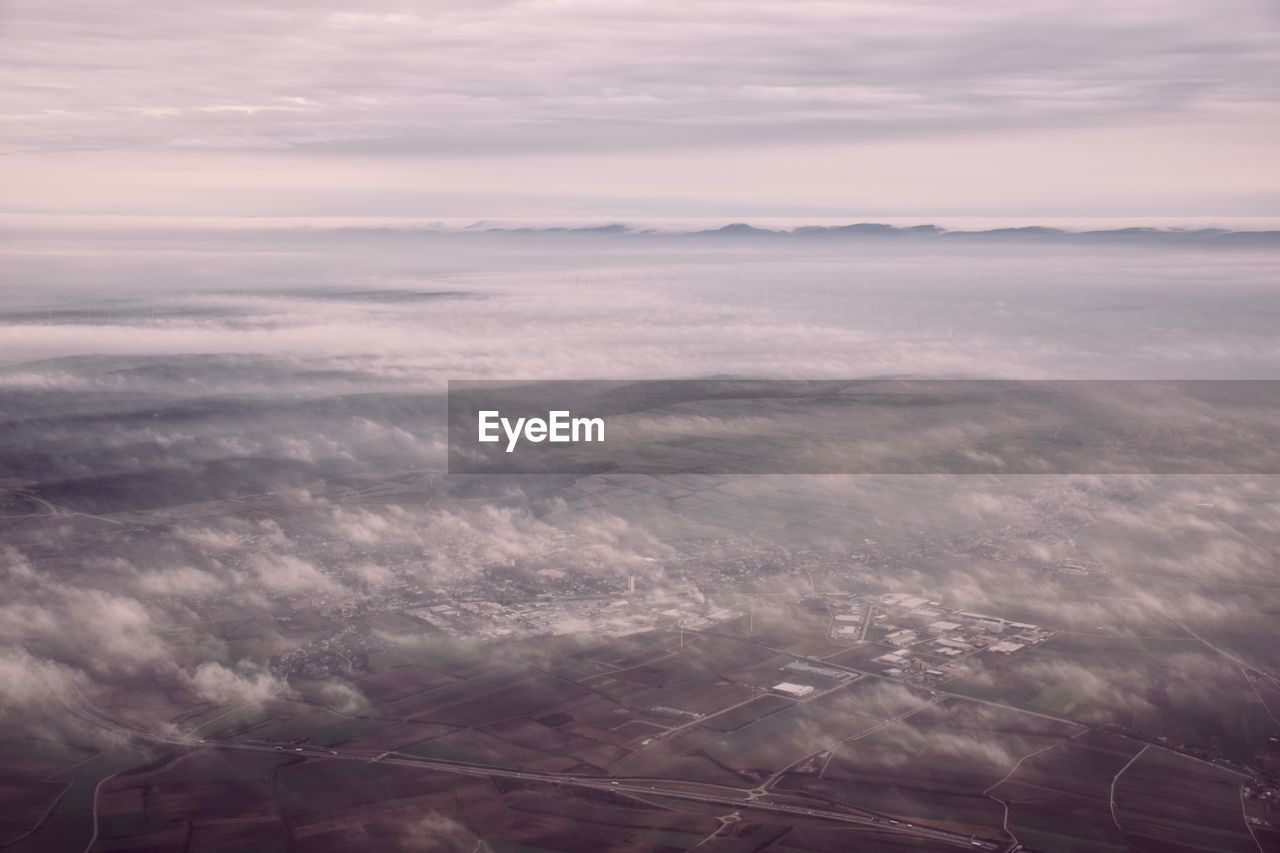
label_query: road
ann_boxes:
[52,680,1000,852]
[1109,744,1149,832]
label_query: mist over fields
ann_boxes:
[2,226,1279,850]
[4,226,1280,491]
[3,225,1278,669]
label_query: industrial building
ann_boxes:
[771,681,815,698]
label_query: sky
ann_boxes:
[1,0,1278,220]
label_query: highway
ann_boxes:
[49,614,1239,853]
[52,680,1000,852]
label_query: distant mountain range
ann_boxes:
[346,221,1280,246]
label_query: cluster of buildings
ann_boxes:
[767,660,856,699]
[269,625,388,679]
[828,598,870,641]
[823,591,1053,686]
[407,589,741,643]
[1243,748,1278,832]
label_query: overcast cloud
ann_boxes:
[2,0,1278,217]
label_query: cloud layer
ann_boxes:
[2,1,1277,215]
[4,1,1277,155]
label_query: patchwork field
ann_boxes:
[7,609,1269,853]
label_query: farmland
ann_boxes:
[8,596,1268,853]
[3,461,1279,852]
